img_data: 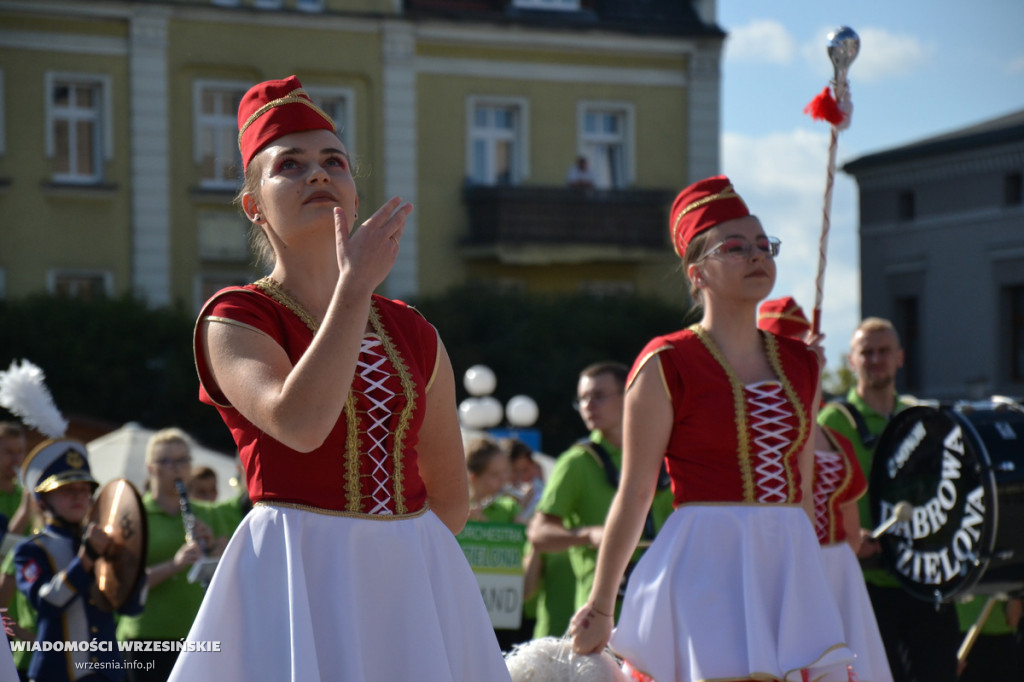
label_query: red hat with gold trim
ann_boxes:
[670,175,750,258]
[237,75,336,171]
[758,296,811,340]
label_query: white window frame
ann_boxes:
[193,79,248,190]
[466,96,529,186]
[44,72,113,184]
[513,0,580,10]
[304,85,355,155]
[46,269,114,298]
[577,100,635,190]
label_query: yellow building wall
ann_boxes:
[0,13,133,298]
[414,45,690,299]
[163,16,385,306]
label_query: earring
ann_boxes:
[354,212,358,220]
[253,214,261,223]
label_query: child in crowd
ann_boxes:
[14,439,146,682]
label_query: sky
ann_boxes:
[716,0,1024,368]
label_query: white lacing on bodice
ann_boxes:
[358,336,398,515]
[813,448,845,539]
[745,381,793,503]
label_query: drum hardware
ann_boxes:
[956,593,1006,667]
[870,501,911,539]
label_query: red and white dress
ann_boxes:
[814,428,892,682]
[609,326,855,682]
[170,278,511,682]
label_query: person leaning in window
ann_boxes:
[570,176,857,682]
[171,75,511,682]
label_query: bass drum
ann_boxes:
[870,399,1024,603]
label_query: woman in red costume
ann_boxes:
[569,176,856,681]
[759,297,892,682]
[170,75,511,682]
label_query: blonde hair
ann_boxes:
[235,157,275,271]
[853,317,900,345]
[145,427,193,465]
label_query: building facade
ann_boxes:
[843,109,1024,400]
[0,0,724,311]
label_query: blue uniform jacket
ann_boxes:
[14,521,146,681]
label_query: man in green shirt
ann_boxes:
[819,317,959,682]
[527,362,673,626]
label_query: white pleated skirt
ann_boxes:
[168,503,512,682]
[609,504,855,682]
[820,543,893,682]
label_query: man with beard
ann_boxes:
[819,317,960,682]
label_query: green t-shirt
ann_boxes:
[0,483,22,522]
[536,430,674,610]
[956,595,1015,635]
[481,495,521,524]
[2,549,36,671]
[116,492,224,641]
[818,388,911,588]
[532,549,575,638]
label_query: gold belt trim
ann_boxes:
[254,500,429,520]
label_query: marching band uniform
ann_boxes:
[759,297,892,682]
[173,278,510,679]
[14,440,145,682]
[605,177,855,682]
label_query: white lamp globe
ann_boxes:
[506,395,539,427]
[459,398,489,429]
[464,365,497,397]
[478,396,504,428]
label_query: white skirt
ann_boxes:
[168,504,512,682]
[820,543,893,682]
[609,505,855,682]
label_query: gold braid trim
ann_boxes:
[237,89,335,147]
[255,500,428,521]
[344,391,362,513]
[763,333,809,504]
[254,277,319,333]
[691,324,755,502]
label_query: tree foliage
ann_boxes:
[413,283,690,453]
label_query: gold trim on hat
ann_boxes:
[671,184,746,256]
[35,471,99,494]
[237,88,336,148]
[759,311,811,325]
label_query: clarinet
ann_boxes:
[174,478,208,556]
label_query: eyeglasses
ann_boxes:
[156,457,192,468]
[696,236,781,263]
[572,391,622,411]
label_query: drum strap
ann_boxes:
[831,400,878,450]
[578,439,668,541]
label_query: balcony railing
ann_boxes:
[462,185,672,252]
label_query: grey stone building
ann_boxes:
[843,109,1024,400]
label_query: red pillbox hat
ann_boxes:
[670,175,750,258]
[237,75,336,170]
[758,296,811,340]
